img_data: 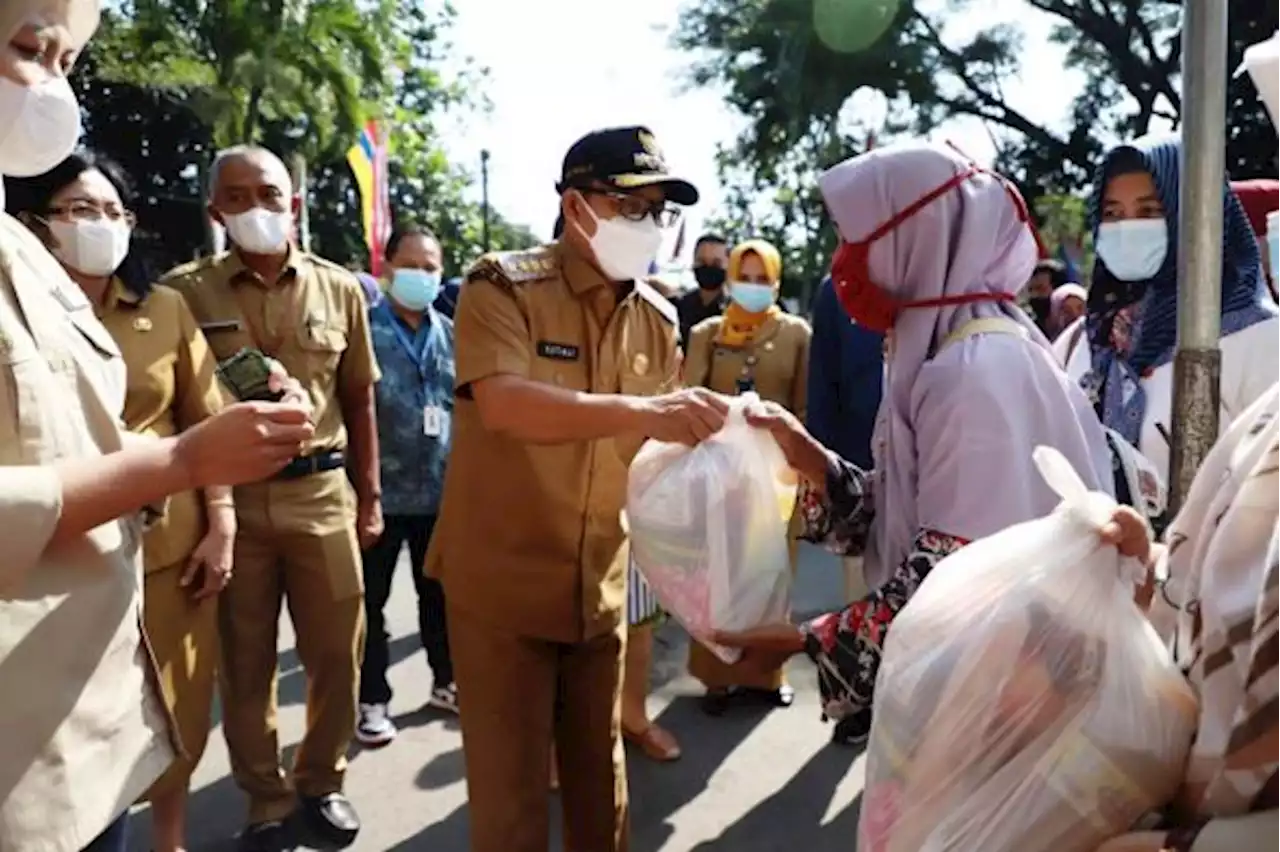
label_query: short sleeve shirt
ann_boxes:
[98,281,227,572]
[161,247,381,456]
[427,241,681,642]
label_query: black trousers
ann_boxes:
[359,513,452,704]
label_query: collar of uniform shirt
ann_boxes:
[228,244,308,288]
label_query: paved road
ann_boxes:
[127,544,865,852]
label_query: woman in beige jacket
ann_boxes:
[0,6,315,851]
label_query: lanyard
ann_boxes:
[380,301,440,382]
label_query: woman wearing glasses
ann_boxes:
[7,150,232,852]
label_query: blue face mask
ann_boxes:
[389,268,441,311]
[1095,219,1169,282]
[729,281,775,313]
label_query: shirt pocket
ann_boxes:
[614,372,665,463]
[297,323,347,377]
[0,340,43,461]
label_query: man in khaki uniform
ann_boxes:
[427,126,729,852]
[0,8,315,850]
[163,146,381,852]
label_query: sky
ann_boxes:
[441,0,1086,260]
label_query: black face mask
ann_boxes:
[1029,295,1051,327]
[694,265,726,290]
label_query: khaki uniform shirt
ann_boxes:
[161,248,380,537]
[97,280,226,572]
[0,214,174,852]
[427,242,680,643]
[685,312,811,417]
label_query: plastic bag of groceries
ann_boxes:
[859,447,1198,852]
[626,393,797,664]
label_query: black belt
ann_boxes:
[275,450,345,480]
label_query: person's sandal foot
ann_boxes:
[624,723,682,762]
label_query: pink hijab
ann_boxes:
[819,141,1111,587]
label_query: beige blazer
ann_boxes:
[0,213,174,851]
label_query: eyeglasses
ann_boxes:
[589,190,681,228]
[47,200,137,228]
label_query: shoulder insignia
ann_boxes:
[467,247,557,288]
[636,278,678,326]
[306,254,356,277]
[157,253,230,288]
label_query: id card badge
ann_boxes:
[423,405,444,437]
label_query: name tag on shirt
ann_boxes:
[536,341,580,361]
[423,405,445,437]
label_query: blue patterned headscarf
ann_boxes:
[1084,135,1276,446]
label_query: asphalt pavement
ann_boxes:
[126,543,864,852]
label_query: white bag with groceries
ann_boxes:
[625,393,797,664]
[859,447,1197,852]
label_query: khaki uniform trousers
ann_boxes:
[219,496,365,825]
[140,561,219,798]
[450,605,628,852]
[688,510,802,690]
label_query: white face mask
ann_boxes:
[0,75,83,178]
[47,218,131,277]
[587,213,663,282]
[222,207,292,255]
[1095,219,1169,281]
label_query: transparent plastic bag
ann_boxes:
[625,393,797,663]
[859,447,1198,852]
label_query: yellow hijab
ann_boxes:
[717,239,783,347]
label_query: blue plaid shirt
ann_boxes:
[369,301,455,516]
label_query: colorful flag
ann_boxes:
[347,121,392,276]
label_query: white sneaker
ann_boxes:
[427,682,459,715]
[355,703,397,746]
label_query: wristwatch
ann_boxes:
[1161,819,1209,852]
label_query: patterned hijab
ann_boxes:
[1084,135,1276,446]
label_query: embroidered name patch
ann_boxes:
[536,341,580,361]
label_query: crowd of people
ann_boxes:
[0,2,1277,852]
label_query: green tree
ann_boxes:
[97,0,395,156]
[678,0,1276,285]
[73,1,535,277]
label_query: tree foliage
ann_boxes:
[678,0,1277,292]
[70,0,534,278]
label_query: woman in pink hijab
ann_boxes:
[715,141,1113,745]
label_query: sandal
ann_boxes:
[624,723,682,762]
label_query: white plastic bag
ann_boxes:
[858,447,1198,852]
[625,393,797,663]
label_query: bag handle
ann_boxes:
[1032,445,1117,532]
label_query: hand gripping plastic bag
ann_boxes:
[625,393,797,664]
[858,447,1198,852]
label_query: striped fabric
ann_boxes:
[1083,135,1276,447]
[1163,384,1279,818]
[627,555,663,627]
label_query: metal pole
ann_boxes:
[1169,0,1228,512]
[291,152,311,253]
[480,148,491,253]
